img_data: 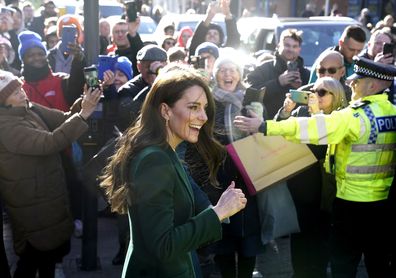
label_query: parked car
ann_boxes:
[237,16,370,68]
[53,0,123,18]
[153,13,226,44]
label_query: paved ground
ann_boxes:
[4,212,369,278]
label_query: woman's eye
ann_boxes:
[189,105,198,111]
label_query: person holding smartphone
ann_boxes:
[246,28,310,119]
[359,28,395,104]
[47,14,85,75]
[0,70,101,278]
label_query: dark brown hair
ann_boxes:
[100,69,225,214]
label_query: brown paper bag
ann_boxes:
[226,134,318,195]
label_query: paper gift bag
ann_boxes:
[226,134,317,195]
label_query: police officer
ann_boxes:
[234,56,396,278]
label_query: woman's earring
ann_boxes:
[165,118,169,127]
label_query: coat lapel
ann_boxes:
[166,148,195,206]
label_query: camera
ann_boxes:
[190,56,206,69]
[125,0,142,22]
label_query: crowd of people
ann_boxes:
[0,0,395,278]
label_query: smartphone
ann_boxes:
[84,65,100,90]
[383,43,394,55]
[60,25,77,54]
[97,55,118,80]
[290,89,310,105]
[190,56,206,69]
[243,86,266,106]
[125,0,138,22]
[287,61,298,71]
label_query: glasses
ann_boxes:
[317,66,342,74]
[311,88,332,97]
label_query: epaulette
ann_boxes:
[350,100,371,109]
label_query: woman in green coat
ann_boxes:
[101,69,247,277]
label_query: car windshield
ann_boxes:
[276,23,348,67]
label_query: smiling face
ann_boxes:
[23,47,47,68]
[278,37,301,62]
[113,70,128,90]
[216,61,241,92]
[163,85,208,149]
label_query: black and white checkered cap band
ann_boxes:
[354,64,395,81]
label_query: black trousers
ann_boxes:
[330,198,392,278]
[13,240,70,278]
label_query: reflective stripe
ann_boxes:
[351,143,396,152]
[362,106,378,144]
[315,115,328,144]
[346,163,396,174]
[298,118,310,143]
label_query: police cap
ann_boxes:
[347,56,396,81]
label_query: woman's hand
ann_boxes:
[102,70,115,88]
[79,86,102,120]
[308,93,320,114]
[234,110,263,133]
[213,181,247,221]
[283,93,296,113]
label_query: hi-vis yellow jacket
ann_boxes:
[267,93,396,202]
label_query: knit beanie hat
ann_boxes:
[0,70,23,105]
[57,14,84,44]
[114,56,133,80]
[195,42,219,59]
[18,31,47,60]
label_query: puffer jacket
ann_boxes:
[0,102,88,255]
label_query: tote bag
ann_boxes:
[226,133,317,195]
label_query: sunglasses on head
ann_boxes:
[311,88,332,97]
[317,66,342,74]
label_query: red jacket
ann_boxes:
[23,72,70,112]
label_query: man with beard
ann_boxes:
[18,30,84,111]
[246,28,310,119]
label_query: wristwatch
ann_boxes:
[258,121,267,135]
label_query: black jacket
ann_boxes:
[115,33,143,77]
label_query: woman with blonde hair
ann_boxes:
[275,76,347,278]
